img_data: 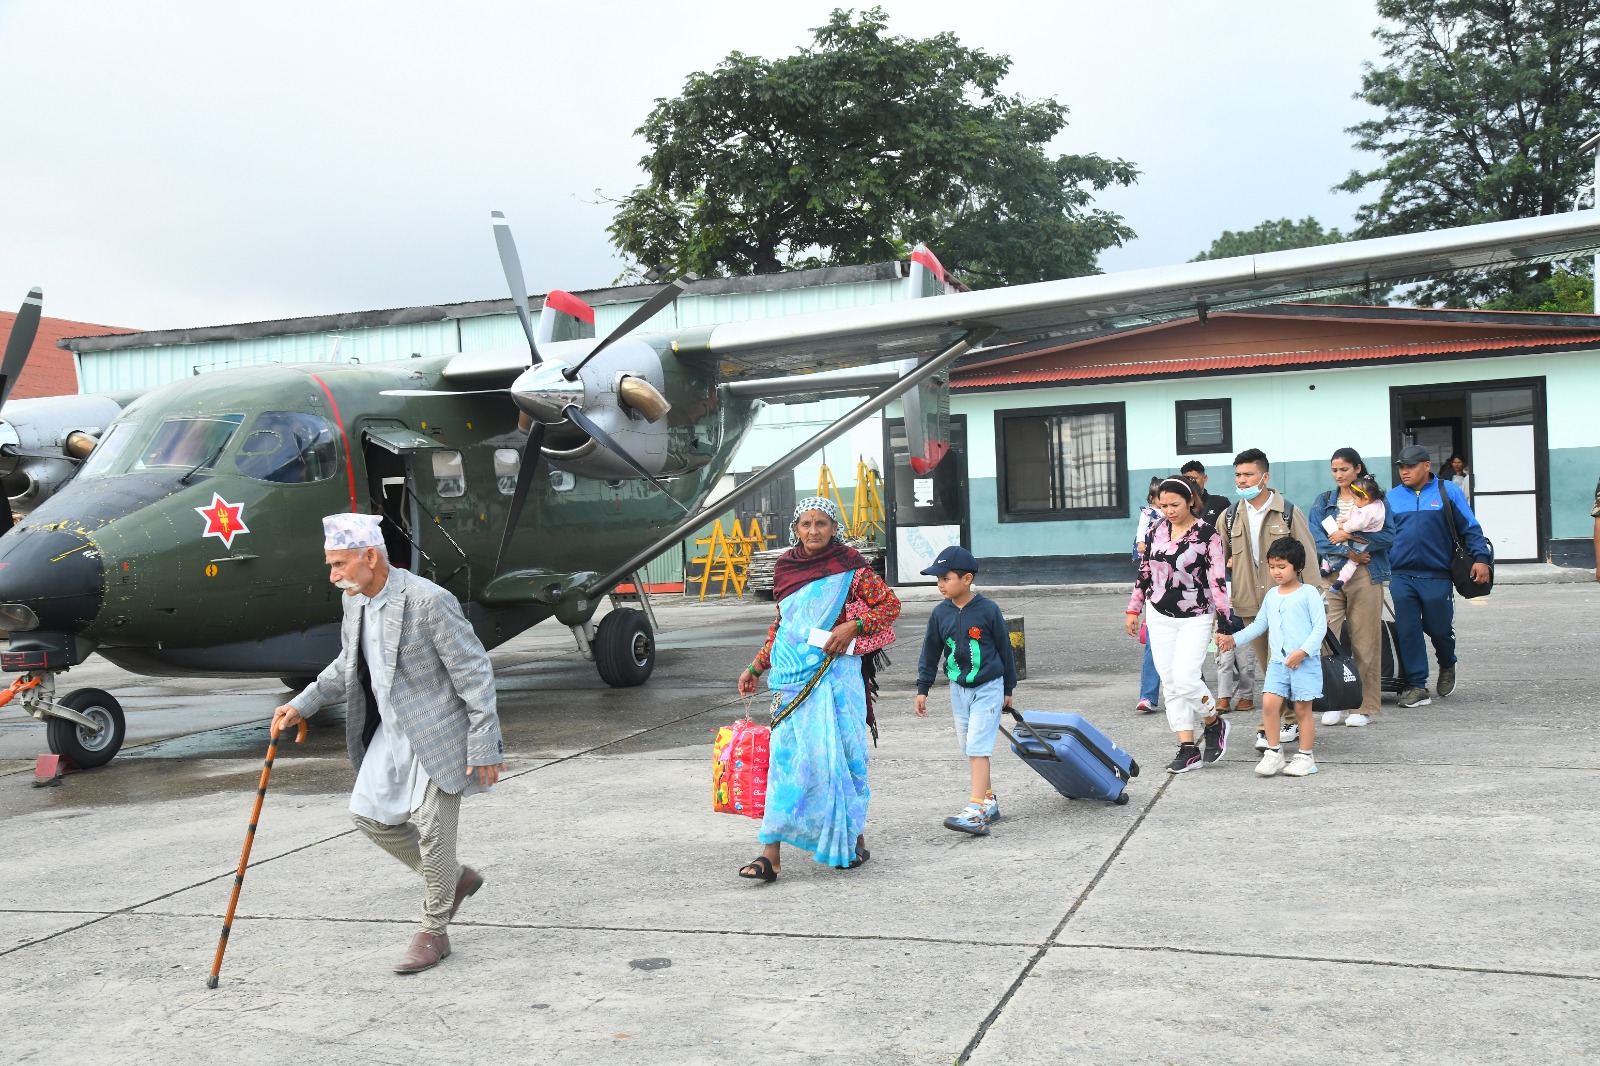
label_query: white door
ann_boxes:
[1467,388,1540,562]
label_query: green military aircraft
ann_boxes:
[2,210,1598,767]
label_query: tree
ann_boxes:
[1190,217,1348,261]
[606,7,1137,289]
[1336,0,1600,308]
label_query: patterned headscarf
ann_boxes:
[789,496,845,546]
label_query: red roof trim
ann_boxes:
[952,332,1600,389]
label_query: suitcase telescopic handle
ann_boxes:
[1000,707,1130,783]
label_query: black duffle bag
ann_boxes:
[1436,483,1495,599]
[1312,632,1363,715]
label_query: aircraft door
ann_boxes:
[884,415,969,585]
[359,422,431,571]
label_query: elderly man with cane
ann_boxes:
[272,514,504,974]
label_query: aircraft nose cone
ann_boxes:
[0,523,105,634]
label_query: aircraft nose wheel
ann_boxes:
[594,608,655,687]
[46,688,127,769]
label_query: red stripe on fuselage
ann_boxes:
[308,372,359,512]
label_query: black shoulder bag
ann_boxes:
[1435,482,1495,599]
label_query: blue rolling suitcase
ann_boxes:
[999,708,1139,805]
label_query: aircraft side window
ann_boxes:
[77,421,140,479]
[432,450,466,498]
[493,448,519,496]
[235,411,338,484]
[134,415,245,472]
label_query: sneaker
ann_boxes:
[943,803,990,836]
[1254,729,1269,752]
[1283,751,1319,777]
[982,793,1000,822]
[1436,666,1456,698]
[1398,687,1432,708]
[1254,747,1286,777]
[1345,713,1370,727]
[1279,722,1299,744]
[1135,699,1157,714]
[1320,709,1343,726]
[1165,743,1203,774]
[1202,716,1230,764]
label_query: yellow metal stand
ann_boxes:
[848,457,885,540]
[689,519,775,599]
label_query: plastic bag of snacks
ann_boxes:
[712,718,769,819]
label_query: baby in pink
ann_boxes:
[1324,478,1385,592]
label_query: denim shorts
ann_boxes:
[951,677,1005,757]
[1264,657,1323,702]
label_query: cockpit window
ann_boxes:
[77,421,139,480]
[234,411,339,484]
[134,415,245,472]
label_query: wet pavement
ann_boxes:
[0,583,1596,1064]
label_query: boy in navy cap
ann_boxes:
[914,546,1017,836]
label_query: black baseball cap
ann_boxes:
[1395,445,1432,466]
[920,546,979,576]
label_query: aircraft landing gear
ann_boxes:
[46,688,126,769]
[593,608,655,688]
[0,673,127,768]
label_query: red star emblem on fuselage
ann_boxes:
[195,493,249,548]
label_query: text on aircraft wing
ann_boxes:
[669,211,1600,378]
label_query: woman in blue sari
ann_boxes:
[735,497,901,881]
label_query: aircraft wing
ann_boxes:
[667,211,1600,379]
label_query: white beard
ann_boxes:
[335,579,360,591]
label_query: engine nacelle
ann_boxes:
[0,393,126,512]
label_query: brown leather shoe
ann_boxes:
[394,930,450,974]
[450,866,484,922]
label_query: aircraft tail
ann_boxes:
[901,245,952,474]
[538,290,596,345]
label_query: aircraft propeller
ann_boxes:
[0,288,43,534]
[398,213,696,573]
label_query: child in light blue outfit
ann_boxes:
[1221,536,1326,778]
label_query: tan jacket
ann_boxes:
[1220,491,1323,618]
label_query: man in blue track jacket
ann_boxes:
[1385,445,1492,707]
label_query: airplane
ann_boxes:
[0,208,1596,769]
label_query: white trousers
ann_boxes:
[1146,610,1217,735]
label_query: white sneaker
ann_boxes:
[1283,751,1319,777]
[1255,748,1286,777]
[1320,709,1342,726]
[1279,722,1300,744]
[1345,713,1370,727]
[1254,730,1269,751]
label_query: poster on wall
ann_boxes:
[896,524,963,583]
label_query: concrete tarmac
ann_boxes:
[0,582,1595,1064]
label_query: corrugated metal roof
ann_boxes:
[952,331,1600,389]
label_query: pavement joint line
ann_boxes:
[1045,941,1600,983]
[0,693,752,960]
[957,772,1175,1065]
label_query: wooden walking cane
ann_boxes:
[206,718,307,989]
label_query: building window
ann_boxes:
[1175,398,1232,455]
[995,403,1126,522]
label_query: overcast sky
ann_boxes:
[0,1,1385,330]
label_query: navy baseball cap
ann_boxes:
[920,546,979,576]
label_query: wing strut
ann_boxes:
[581,325,997,599]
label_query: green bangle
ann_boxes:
[855,618,865,634]
[746,665,759,677]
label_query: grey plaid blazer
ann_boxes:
[289,566,503,794]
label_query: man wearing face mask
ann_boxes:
[271,513,504,974]
[1221,449,1323,748]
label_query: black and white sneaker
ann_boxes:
[1254,729,1270,752]
[1202,716,1230,764]
[1279,722,1300,744]
[1166,743,1203,774]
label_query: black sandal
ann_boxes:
[847,843,871,869]
[738,855,778,882]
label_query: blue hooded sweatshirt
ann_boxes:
[1384,475,1491,575]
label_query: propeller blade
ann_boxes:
[490,211,542,366]
[493,422,545,575]
[563,273,696,381]
[563,404,690,515]
[0,287,43,411]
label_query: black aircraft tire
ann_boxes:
[280,676,318,692]
[46,688,126,769]
[595,609,655,688]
